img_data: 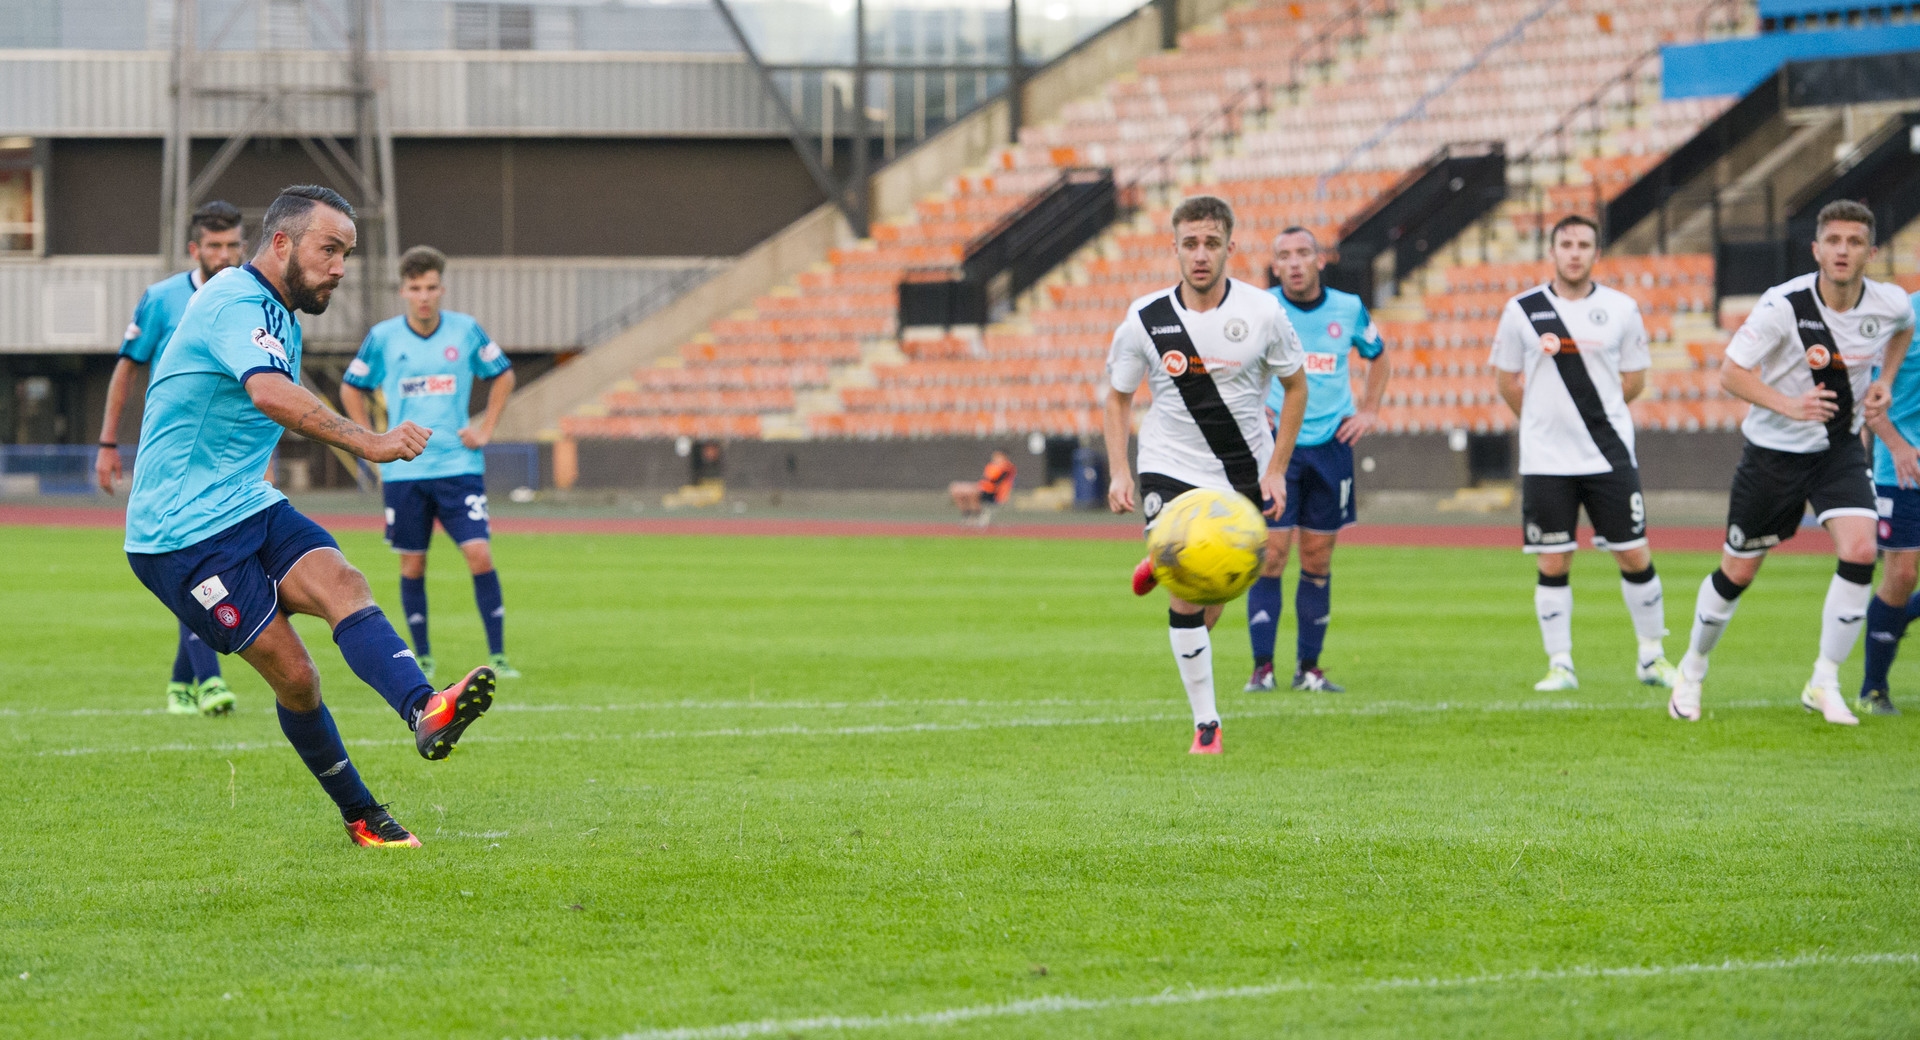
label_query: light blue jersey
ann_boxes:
[125,265,298,554]
[343,311,511,482]
[1873,289,1920,487]
[1266,286,1384,447]
[119,268,206,364]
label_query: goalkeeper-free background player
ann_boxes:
[1243,226,1389,695]
[340,245,519,680]
[122,185,496,847]
[1105,196,1307,754]
[96,199,246,716]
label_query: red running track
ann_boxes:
[0,503,1833,553]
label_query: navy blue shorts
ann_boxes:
[1278,440,1357,533]
[1876,485,1920,552]
[127,501,339,655]
[383,474,490,553]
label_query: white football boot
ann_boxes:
[1801,680,1860,726]
[1668,672,1702,721]
[1533,665,1579,692]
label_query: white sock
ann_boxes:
[1169,618,1218,727]
[1535,581,1573,669]
[1681,571,1742,681]
[1817,573,1874,677]
[1621,571,1667,657]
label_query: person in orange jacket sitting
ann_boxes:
[950,450,1016,524]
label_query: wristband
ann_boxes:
[98,442,118,449]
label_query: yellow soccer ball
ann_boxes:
[1146,488,1268,605]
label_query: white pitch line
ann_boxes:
[11,697,1796,759]
[579,951,1920,1040]
[0,698,1169,720]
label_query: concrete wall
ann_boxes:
[568,431,1752,492]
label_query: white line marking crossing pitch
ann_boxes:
[575,951,1920,1040]
[12,697,1794,758]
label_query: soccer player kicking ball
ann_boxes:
[123,186,496,847]
[340,246,520,681]
[97,200,247,717]
[1245,226,1390,694]
[1491,215,1675,692]
[1105,196,1308,754]
[1671,200,1915,725]
[1859,277,1920,716]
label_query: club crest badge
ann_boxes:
[1223,318,1249,342]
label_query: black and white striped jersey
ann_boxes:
[1106,278,1305,495]
[1724,273,1915,453]
[1489,282,1650,476]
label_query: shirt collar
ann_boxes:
[1281,286,1327,312]
[1174,278,1231,313]
[242,263,290,312]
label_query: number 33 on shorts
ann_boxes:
[465,494,489,522]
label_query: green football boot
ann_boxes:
[196,675,236,716]
[166,681,199,716]
[488,653,522,679]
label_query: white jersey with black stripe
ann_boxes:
[1724,273,1916,453]
[1106,278,1306,490]
[1488,282,1650,476]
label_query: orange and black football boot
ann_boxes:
[413,666,495,761]
[345,804,421,847]
[1189,720,1222,755]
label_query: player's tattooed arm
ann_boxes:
[247,372,430,463]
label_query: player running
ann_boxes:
[1244,226,1389,694]
[96,200,246,717]
[1859,276,1920,716]
[1672,200,1915,725]
[1491,215,1675,692]
[1106,195,1308,754]
[340,246,519,681]
[123,185,496,847]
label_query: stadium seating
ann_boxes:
[562,0,1755,445]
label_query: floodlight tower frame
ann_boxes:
[158,0,400,335]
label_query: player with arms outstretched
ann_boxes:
[1672,200,1915,724]
[1491,215,1675,692]
[1105,196,1308,754]
[97,200,246,716]
[1243,226,1390,694]
[340,246,519,681]
[123,185,496,847]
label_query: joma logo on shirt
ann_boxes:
[1149,325,1184,336]
[1527,311,1558,321]
[399,375,457,398]
[1797,319,1826,331]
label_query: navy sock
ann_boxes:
[1862,595,1911,695]
[473,570,505,657]
[171,623,195,685]
[276,702,375,818]
[400,575,430,656]
[183,627,221,684]
[332,606,437,722]
[1246,575,1281,668]
[1296,570,1331,671]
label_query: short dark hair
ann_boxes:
[1272,225,1319,250]
[260,185,355,245]
[1815,199,1875,243]
[399,245,447,282]
[189,200,243,243]
[1171,195,1235,240]
[1549,214,1600,245]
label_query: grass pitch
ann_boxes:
[2,524,1918,1038]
